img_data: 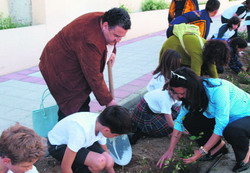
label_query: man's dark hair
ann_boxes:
[102,8,131,30]
[154,49,182,81]
[228,16,241,28]
[167,67,208,113]
[229,37,247,54]
[205,0,220,12]
[98,105,132,134]
[203,39,230,66]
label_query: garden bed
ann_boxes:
[35,49,250,173]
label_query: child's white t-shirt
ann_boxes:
[222,4,246,19]
[48,112,106,152]
[144,89,181,114]
[147,73,166,91]
[7,165,38,173]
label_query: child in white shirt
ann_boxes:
[47,105,132,173]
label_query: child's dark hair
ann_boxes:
[98,105,132,134]
[229,37,247,54]
[0,124,46,165]
[203,39,230,66]
[227,16,241,28]
[154,49,182,81]
[102,8,131,30]
[205,0,220,12]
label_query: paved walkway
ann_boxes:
[0,11,245,133]
[0,30,166,133]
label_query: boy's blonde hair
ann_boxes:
[0,124,46,164]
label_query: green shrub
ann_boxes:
[141,0,168,12]
[0,13,26,30]
[119,4,131,13]
[198,1,206,5]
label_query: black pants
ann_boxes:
[48,140,104,173]
[58,96,91,121]
[223,116,250,162]
[183,111,221,150]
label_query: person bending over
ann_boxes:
[160,35,230,78]
[47,105,132,173]
[39,8,131,121]
[212,16,241,41]
[157,67,250,173]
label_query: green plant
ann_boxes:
[138,156,148,166]
[163,133,203,172]
[141,0,168,12]
[119,4,131,13]
[238,72,250,85]
[238,31,248,41]
[0,13,27,30]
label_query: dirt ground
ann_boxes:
[35,51,250,173]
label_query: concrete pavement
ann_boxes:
[0,30,166,133]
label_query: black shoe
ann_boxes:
[232,161,249,172]
[199,145,228,161]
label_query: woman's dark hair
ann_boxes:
[98,105,132,134]
[102,8,131,30]
[229,37,247,54]
[166,67,208,113]
[205,0,220,12]
[203,39,230,66]
[153,49,182,81]
[227,16,241,28]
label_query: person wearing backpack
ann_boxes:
[168,0,199,23]
[160,34,230,78]
[166,0,220,39]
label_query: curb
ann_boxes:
[118,87,147,110]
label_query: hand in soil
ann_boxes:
[157,150,174,168]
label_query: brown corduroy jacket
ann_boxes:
[39,12,113,115]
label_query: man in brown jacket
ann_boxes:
[39,8,131,120]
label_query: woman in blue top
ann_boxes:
[157,67,250,172]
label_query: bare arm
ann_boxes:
[100,144,109,153]
[61,147,77,173]
[157,129,182,168]
[164,114,174,128]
